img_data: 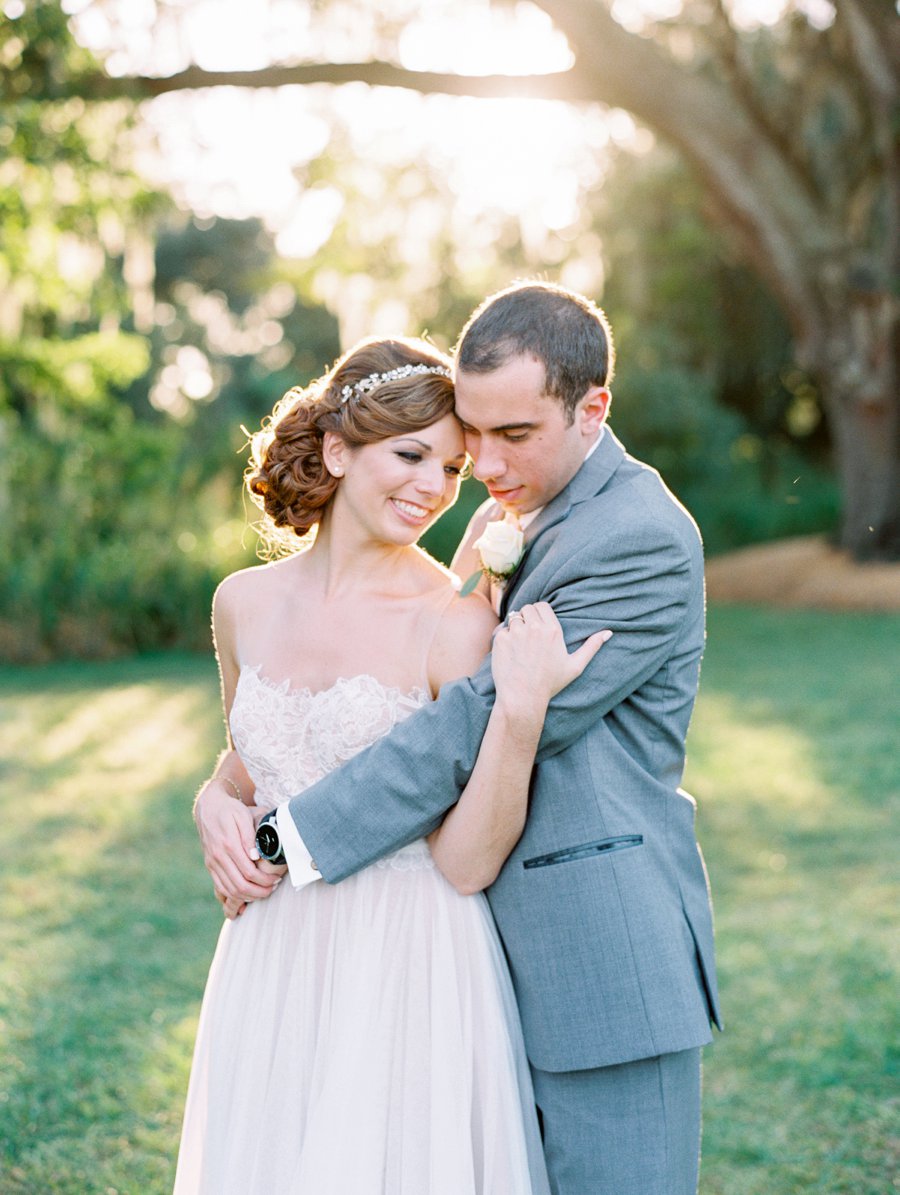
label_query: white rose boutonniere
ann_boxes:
[460,515,525,596]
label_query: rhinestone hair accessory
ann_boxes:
[339,363,452,405]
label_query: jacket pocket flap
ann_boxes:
[523,834,644,869]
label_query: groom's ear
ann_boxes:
[578,386,611,436]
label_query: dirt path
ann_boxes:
[704,536,900,612]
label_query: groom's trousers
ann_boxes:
[531,1046,702,1195]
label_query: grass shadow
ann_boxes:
[689,607,899,1194]
[0,655,225,1193]
[0,612,897,1194]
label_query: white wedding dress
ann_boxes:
[174,665,550,1194]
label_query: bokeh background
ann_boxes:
[3,0,897,662]
[0,2,897,1192]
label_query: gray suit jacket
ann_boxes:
[287,429,721,1073]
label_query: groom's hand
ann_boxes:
[194,779,281,906]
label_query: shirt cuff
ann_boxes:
[275,804,323,888]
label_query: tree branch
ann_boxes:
[54,0,853,350]
[833,0,899,110]
[704,0,818,201]
[831,0,899,286]
[69,60,595,104]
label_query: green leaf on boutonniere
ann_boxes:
[459,570,483,597]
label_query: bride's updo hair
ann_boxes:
[247,336,455,552]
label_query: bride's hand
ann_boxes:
[218,891,249,920]
[216,868,283,919]
[194,778,281,905]
[492,602,611,712]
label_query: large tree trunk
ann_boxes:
[814,290,900,558]
[538,0,900,558]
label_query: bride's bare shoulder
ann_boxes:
[427,588,497,690]
[213,556,304,621]
[411,549,495,634]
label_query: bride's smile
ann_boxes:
[324,412,468,547]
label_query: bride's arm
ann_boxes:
[426,600,610,894]
[193,575,280,914]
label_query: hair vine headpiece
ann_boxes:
[339,363,452,405]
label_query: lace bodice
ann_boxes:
[230,666,434,869]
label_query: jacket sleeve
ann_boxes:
[289,514,698,883]
[287,673,493,883]
[528,517,698,762]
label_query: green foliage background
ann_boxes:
[0,6,841,663]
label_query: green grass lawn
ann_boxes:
[0,607,897,1194]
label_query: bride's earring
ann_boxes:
[322,431,347,479]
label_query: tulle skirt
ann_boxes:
[173,840,550,1194]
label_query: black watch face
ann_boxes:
[257,822,280,859]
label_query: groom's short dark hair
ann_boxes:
[454,281,615,423]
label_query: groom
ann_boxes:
[202,281,720,1193]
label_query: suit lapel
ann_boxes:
[498,491,569,617]
[499,429,626,617]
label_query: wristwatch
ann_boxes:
[255,810,286,865]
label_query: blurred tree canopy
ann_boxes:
[20,0,892,559]
[0,3,343,659]
[0,0,889,659]
[597,143,840,549]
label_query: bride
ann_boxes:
[176,336,608,1194]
